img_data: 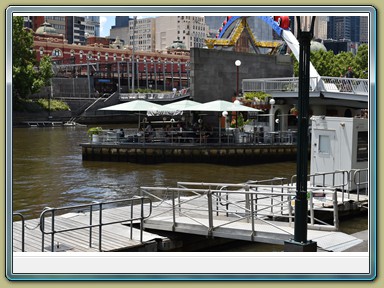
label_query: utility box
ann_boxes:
[310,116,368,191]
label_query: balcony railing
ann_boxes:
[242,76,368,96]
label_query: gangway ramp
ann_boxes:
[143,215,363,252]
[140,182,364,252]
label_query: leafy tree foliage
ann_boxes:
[12,16,53,99]
[292,44,369,79]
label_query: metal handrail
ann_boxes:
[39,197,152,252]
[13,212,25,252]
[291,170,350,202]
[242,76,368,96]
[352,168,369,202]
[141,183,340,239]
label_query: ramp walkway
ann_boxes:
[140,179,367,252]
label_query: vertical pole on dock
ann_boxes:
[284,16,317,252]
[131,16,137,93]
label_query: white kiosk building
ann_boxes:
[310,116,368,191]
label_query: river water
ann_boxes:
[12,125,300,218]
[11,125,368,250]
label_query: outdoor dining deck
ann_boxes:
[92,127,298,146]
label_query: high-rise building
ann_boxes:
[66,16,86,45]
[114,16,131,28]
[43,16,66,35]
[359,17,368,44]
[327,16,351,41]
[350,16,360,42]
[314,16,328,40]
[129,17,156,52]
[28,16,88,45]
[84,16,100,37]
[155,16,208,51]
[327,16,368,43]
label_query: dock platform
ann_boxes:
[13,179,368,253]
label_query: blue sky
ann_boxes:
[99,16,156,37]
[100,16,115,37]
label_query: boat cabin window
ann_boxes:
[356,131,368,162]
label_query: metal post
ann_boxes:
[154,59,157,90]
[136,58,140,90]
[178,62,182,90]
[117,61,121,94]
[163,61,166,91]
[236,65,239,98]
[131,16,137,93]
[284,16,317,252]
[171,61,174,89]
[144,59,148,89]
[87,57,91,98]
[47,93,51,119]
[235,60,241,128]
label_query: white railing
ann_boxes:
[119,88,190,102]
[140,181,340,236]
[319,77,368,94]
[242,76,368,96]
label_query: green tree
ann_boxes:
[354,44,368,79]
[291,45,368,78]
[12,16,53,99]
[332,51,356,77]
[309,50,335,77]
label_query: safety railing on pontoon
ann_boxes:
[13,212,25,252]
[352,168,369,205]
[39,197,152,252]
[140,181,340,238]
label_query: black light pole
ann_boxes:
[235,60,241,128]
[284,16,317,252]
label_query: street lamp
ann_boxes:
[235,60,241,128]
[284,16,317,252]
[235,60,241,98]
[269,98,276,132]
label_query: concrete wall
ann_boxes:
[190,48,293,103]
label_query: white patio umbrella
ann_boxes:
[187,99,262,112]
[99,100,176,129]
[162,99,201,110]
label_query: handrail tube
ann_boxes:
[98,202,102,252]
[333,190,340,230]
[250,193,255,241]
[207,190,214,236]
[353,168,369,202]
[39,197,152,252]
[142,184,339,232]
[172,189,176,232]
[130,200,134,240]
[13,212,25,252]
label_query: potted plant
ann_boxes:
[87,127,103,143]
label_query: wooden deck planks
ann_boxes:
[13,209,145,252]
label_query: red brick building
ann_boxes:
[32,22,191,95]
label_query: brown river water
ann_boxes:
[10,125,368,251]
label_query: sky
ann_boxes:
[100,16,115,37]
[99,16,157,37]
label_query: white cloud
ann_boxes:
[99,16,109,36]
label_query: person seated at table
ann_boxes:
[145,123,154,142]
[201,124,212,143]
[176,123,184,142]
[118,128,125,138]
